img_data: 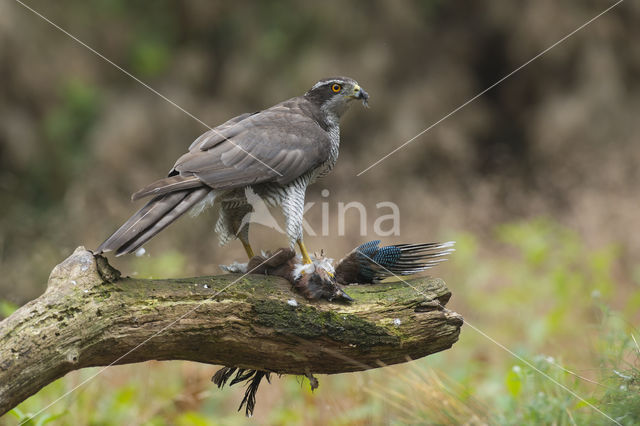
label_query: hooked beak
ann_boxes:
[334,286,354,302]
[351,85,369,107]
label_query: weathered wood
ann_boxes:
[0,247,463,416]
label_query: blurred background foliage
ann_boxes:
[0,0,639,424]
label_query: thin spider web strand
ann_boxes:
[13,0,283,177]
[10,0,626,421]
[353,248,621,425]
[356,0,625,176]
[18,250,284,425]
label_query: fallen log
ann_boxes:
[0,247,463,416]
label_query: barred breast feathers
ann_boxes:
[315,124,340,181]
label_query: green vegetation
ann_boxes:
[3,220,638,425]
[0,301,17,320]
[1,1,637,423]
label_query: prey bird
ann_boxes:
[214,239,455,416]
[241,240,455,301]
[97,77,369,263]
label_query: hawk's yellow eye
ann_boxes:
[331,84,341,93]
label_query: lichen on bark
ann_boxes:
[0,247,463,416]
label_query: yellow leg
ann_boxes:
[297,239,312,264]
[241,240,255,259]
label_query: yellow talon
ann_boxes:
[241,240,255,259]
[297,239,312,264]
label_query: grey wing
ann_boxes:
[187,112,256,151]
[132,100,330,200]
[175,104,329,189]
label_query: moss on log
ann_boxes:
[0,247,463,416]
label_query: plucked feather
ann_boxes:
[212,367,271,417]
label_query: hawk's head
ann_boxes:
[305,77,369,120]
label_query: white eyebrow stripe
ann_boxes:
[311,79,348,90]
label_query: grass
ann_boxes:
[2,218,639,425]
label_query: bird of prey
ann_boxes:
[96,77,369,263]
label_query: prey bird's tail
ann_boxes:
[335,240,455,284]
[96,187,209,256]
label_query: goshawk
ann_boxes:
[97,77,369,263]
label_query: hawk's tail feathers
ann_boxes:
[96,188,210,256]
[131,175,202,201]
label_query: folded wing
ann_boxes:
[133,100,329,200]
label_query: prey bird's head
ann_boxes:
[305,76,369,120]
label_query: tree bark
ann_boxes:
[0,247,463,416]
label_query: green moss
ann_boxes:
[60,306,82,320]
[250,299,399,346]
[94,290,113,302]
[343,278,448,305]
